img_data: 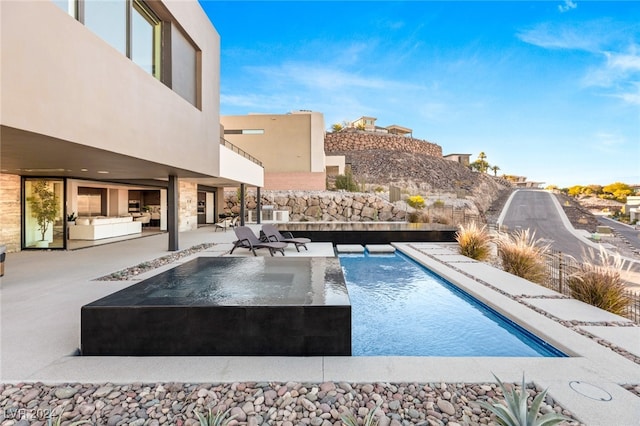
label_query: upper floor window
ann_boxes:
[52,0,200,107]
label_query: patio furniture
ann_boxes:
[230,226,287,256]
[261,223,310,252]
[214,217,233,232]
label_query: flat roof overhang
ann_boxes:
[1,125,257,188]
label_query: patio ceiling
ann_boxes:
[1,126,245,187]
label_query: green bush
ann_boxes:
[456,222,491,261]
[568,247,630,315]
[335,172,359,191]
[496,229,549,284]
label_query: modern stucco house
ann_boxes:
[221,111,344,191]
[0,0,263,252]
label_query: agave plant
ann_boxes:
[341,401,382,426]
[48,414,91,426]
[195,408,236,426]
[479,374,570,426]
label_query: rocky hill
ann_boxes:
[330,149,512,217]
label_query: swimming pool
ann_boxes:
[339,251,566,357]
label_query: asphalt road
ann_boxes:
[498,189,594,260]
[498,189,640,288]
[598,216,640,254]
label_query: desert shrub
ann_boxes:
[407,211,430,223]
[335,172,358,191]
[568,247,630,315]
[456,222,491,261]
[431,214,450,225]
[406,195,425,209]
[496,229,549,284]
[432,199,445,208]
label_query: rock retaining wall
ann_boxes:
[325,130,442,157]
[225,191,407,222]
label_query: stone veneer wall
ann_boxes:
[178,180,198,232]
[325,130,442,157]
[0,174,21,252]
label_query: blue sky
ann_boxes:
[199,1,639,188]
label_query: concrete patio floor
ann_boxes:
[1,225,639,425]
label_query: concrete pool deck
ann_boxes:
[1,226,639,424]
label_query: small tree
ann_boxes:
[491,165,500,176]
[331,123,343,132]
[470,151,490,173]
[27,180,60,241]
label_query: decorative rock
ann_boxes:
[437,399,456,416]
[54,387,78,400]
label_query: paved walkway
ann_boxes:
[1,225,639,425]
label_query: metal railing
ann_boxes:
[542,249,639,324]
[490,221,640,324]
[220,137,263,167]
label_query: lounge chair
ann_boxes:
[261,223,310,252]
[214,217,233,232]
[230,226,287,256]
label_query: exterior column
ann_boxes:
[168,175,179,251]
[256,186,261,224]
[239,183,245,226]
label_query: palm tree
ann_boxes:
[491,165,500,176]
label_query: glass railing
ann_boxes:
[220,137,263,167]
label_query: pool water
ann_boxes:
[339,251,566,357]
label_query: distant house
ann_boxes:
[625,196,640,223]
[503,175,544,188]
[349,117,413,136]
[221,111,344,191]
[443,153,471,167]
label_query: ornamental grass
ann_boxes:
[496,229,550,284]
[568,247,630,316]
[456,222,492,261]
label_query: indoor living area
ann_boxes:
[23,178,169,251]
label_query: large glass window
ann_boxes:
[171,25,198,106]
[84,0,127,55]
[24,179,65,249]
[132,0,161,78]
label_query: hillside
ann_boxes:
[330,149,512,216]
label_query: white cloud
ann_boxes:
[517,22,601,51]
[558,0,577,13]
[592,132,626,154]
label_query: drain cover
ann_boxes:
[569,381,613,401]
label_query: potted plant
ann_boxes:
[27,180,60,247]
[67,212,77,225]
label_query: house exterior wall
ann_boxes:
[1,0,221,176]
[221,111,325,190]
[265,172,327,191]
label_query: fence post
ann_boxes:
[558,251,563,294]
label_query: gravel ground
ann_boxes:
[0,381,581,426]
